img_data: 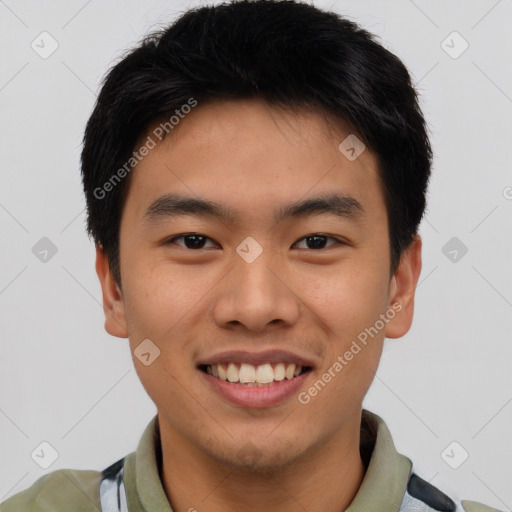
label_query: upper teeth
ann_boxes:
[205,363,302,384]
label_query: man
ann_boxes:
[0,1,503,511]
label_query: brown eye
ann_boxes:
[167,233,218,249]
[293,234,341,250]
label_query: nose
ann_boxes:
[212,250,301,333]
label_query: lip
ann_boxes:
[199,367,313,408]
[196,349,317,369]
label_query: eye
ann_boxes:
[165,233,344,251]
[166,233,218,250]
[293,234,342,250]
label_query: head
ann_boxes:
[83,0,430,471]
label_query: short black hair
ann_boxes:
[81,0,432,288]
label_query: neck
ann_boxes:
[158,412,367,512]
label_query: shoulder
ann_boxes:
[400,473,505,512]
[0,468,102,512]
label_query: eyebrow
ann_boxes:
[143,192,365,226]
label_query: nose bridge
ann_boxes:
[236,249,280,296]
[213,244,301,331]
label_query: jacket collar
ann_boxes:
[123,409,412,512]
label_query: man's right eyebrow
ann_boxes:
[143,194,238,224]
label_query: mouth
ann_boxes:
[196,350,316,408]
[198,362,313,386]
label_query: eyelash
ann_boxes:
[165,233,345,250]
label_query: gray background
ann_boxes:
[1,0,511,508]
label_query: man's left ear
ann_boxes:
[95,244,129,339]
[385,234,422,339]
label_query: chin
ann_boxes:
[205,434,308,474]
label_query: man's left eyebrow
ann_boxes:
[275,193,365,223]
[142,192,366,224]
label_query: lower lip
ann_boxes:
[199,369,312,408]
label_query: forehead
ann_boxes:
[124,99,386,228]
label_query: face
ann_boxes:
[97,99,421,471]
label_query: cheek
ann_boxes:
[298,261,388,402]
[297,260,389,339]
[122,264,202,414]
[122,260,206,340]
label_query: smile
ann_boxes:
[199,363,313,408]
[200,362,311,386]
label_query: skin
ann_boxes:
[96,99,422,512]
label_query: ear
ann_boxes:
[384,235,422,339]
[95,244,129,338]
